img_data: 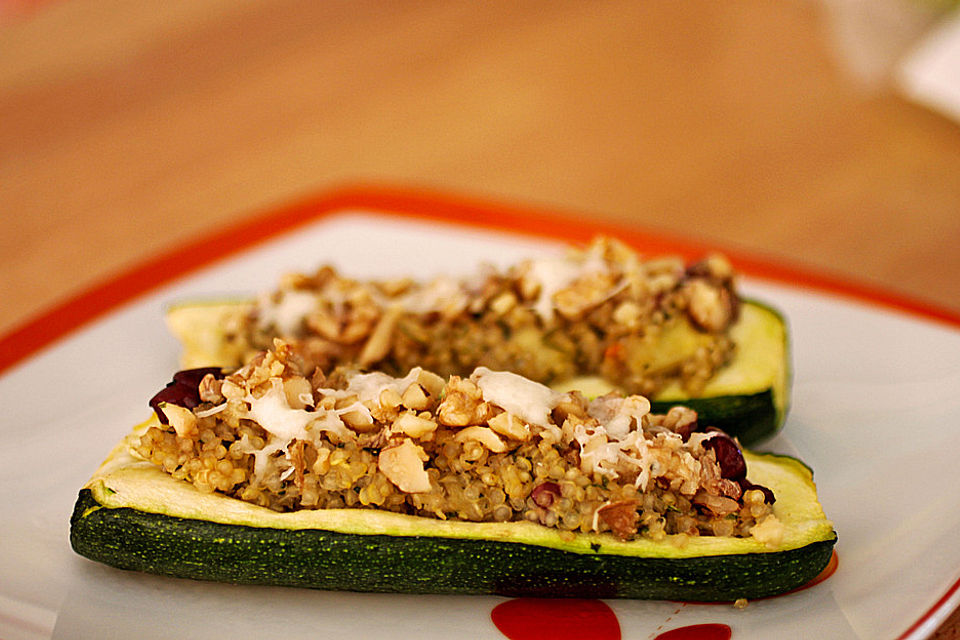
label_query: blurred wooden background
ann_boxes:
[2,1,959,634]
[3,1,960,340]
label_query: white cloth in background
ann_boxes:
[898,10,960,124]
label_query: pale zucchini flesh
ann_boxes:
[81,417,828,557]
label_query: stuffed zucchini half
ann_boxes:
[70,343,832,601]
[166,238,790,446]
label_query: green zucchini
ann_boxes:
[165,299,790,446]
[70,424,834,601]
[559,301,790,446]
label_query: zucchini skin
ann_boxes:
[70,490,835,601]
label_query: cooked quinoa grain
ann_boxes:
[138,341,780,544]
[218,238,740,398]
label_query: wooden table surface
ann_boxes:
[3,1,959,637]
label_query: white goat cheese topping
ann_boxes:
[471,367,566,428]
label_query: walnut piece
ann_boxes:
[684,279,734,332]
[378,439,431,493]
[392,411,439,439]
[487,412,532,441]
[455,426,507,452]
[437,377,491,426]
[596,499,640,540]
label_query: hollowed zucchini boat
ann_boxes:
[70,428,834,600]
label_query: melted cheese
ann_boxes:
[471,367,565,428]
[575,395,688,490]
[344,368,423,406]
[244,379,320,443]
[686,431,718,452]
[573,424,620,479]
[398,277,465,315]
[239,379,354,477]
[525,256,583,321]
[257,290,318,335]
[523,245,610,321]
[234,432,278,477]
[587,395,650,440]
[619,430,653,490]
[244,378,354,469]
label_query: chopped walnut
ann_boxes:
[455,426,507,452]
[686,254,734,283]
[487,412,532,441]
[612,300,643,329]
[379,387,403,410]
[377,277,414,297]
[392,411,439,439]
[700,448,744,500]
[306,298,379,345]
[489,291,517,316]
[656,405,699,440]
[282,376,313,409]
[554,273,621,321]
[358,304,403,366]
[415,369,446,399]
[378,439,431,493]
[356,429,389,450]
[340,404,377,433]
[683,278,734,333]
[692,491,740,516]
[198,374,224,404]
[437,377,491,426]
[289,440,306,490]
[596,500,641,540]
[400,383,431,411]
[162,404,198,438]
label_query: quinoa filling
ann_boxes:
[218,237,740,398]
[137,341,781,545]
